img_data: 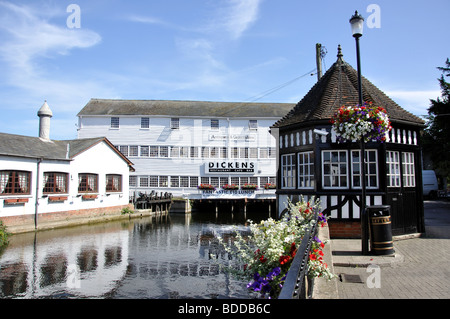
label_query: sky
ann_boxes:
[0,0,448,140]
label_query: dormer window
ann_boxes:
[249,120,258,130]
[171,118,180,129]
[111,117,119,129]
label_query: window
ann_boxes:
[0,170,31,195]
[240,147,249,159]
[111,117,119,129]
[119,146,128,157]
[402,152,415,187]
[231,147,239,159]
[150,146,159,157]
[281,154,295,189]
[129,176,137,187]
[171,118,180,129]
[211,119,219,130]
[220,147,227,158]
[180,176,189,188]
[386,151,400,187]
[170,176,179,188]
[249,148,258,158]
[141,117,149,129]
[351,150,378,189]
[140,146,149,157]
[159,146,169,158]
[322,151,348,188]
[210,147,220,158]
[78,173,98,193]
[43,172,68,194]
[149,176,158,187]
[139,176,149,188]
[159,176,168,187]
[249,120,258,130]
[170,146,180,158]
[129,146,139,157]
[298,152,314,189]
[106,174,122,192]
[189,176,198,188]
[201,147,209,158]
[190,147,198,158]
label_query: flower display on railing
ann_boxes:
[222,184,239,190]
[215,197,334,299]
[330,102,392,143]
[241,183,258,190]
[197,184,215,190]
[264,183,276,190]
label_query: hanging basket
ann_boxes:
[330,102,392,143]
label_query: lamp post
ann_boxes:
[350,10,369,255]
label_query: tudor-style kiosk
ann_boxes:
[271,46,425,238]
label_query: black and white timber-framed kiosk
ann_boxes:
[271,46,426,238]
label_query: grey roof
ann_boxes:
[0,133,133,168]
[78,99,295,118]
[272,46,425,129]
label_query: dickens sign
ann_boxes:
[205,161,257,174]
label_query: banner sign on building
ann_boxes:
[201,189,257,199]
[205,161,257,174]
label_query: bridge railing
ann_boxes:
[278,211,319,299]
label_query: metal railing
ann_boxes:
[278,211,319,299]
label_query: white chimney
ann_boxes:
[37,100,53,140]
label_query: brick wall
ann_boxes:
[1,204,134,233]
[328,220,361,239]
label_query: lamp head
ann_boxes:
[350,10,364,38]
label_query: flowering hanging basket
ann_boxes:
[331,102,392,143]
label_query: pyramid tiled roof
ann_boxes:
[272,46,425,129]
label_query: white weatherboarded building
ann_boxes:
[77,99,294,206]
[0,102,134,233]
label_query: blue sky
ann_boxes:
[0,0,448,140]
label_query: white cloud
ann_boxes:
[0,2,101,76]
[209,0,262,39]
[385,90,441,116]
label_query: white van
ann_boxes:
[422,170,439,198]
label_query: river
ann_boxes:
[0,210,270,299]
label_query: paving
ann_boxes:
[314,200,450,299]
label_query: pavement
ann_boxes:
[313,200,450,299]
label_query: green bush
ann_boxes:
[121,207,134,215]
[0,220,10,248]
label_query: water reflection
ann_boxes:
[0,210,268,299]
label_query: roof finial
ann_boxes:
[337,44,343,60]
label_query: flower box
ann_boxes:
[198,184,216,190]
[241,183,258,190]
[4,198,28,204]
[82,194,98,200]
[223,184,239,190]
[264,183,276,190]
[48,196,68,202]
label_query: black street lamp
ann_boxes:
[350,10,369,255]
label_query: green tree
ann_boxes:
[423,58,450,180]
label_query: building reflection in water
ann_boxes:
[0,211,264,298]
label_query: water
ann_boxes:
[0,210,270,299]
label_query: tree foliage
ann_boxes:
[423,58,450,180]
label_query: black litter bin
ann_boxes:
[368,205,395,255]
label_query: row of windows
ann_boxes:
[130,175,276,189]
[117,145,276,159]
[111,117,259,130]
[281,150,415,190]
[0,171,122,196]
